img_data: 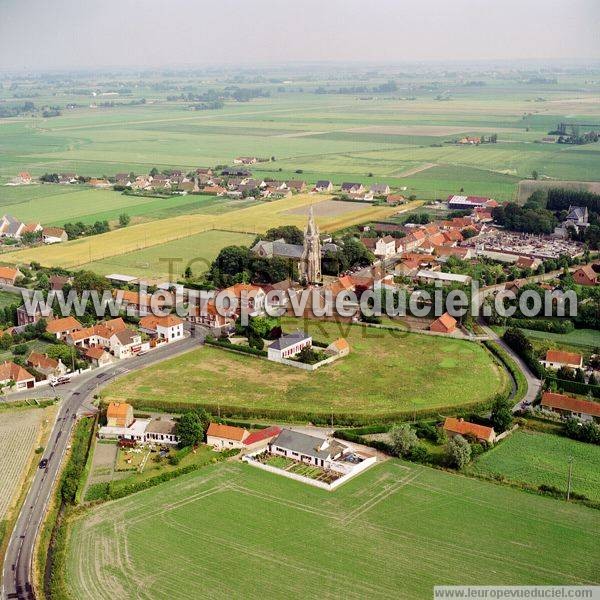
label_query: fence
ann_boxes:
[275,354,341,371]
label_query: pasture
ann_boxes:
[1,194,412,271]
[469,429,600,503]
[65,460,600,599]
[101,320,507,422]
[80,229,256,280]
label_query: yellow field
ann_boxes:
[2,195,421,269]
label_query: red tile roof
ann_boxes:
[46,316,82,334]
[207,422,248,441]
[0,361,34,383]
[541,392,600,418]
[443,417,495,442]
[545,350,582,367]
[243,426,282,446]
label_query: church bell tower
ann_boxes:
[301,205,322,285]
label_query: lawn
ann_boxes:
[0,289,21,309]
[101,320,507,422]
[80,229,256,280]
[65,459,599,599]
[468,429,600,503]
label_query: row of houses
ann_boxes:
[0,215,67,243]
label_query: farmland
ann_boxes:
[469,429,600,503]
[101,320,507,422]
[1,194,414,271]
[65,460,599,599]
[81,229,256,280]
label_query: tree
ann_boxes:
[263,225,304,245]
[446,435,472,469]
[490,396,513,433]
[388,424,418,457]
[531,170,539,180]
[177,412,203,448]
[119,213,131,227]
[184,266,193,279]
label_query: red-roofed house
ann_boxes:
[541,350,583,371]
[26,352,67,378]
[573,265,598,287]
[430,313,457,334]
[443,417,496,444]
[0,361,35,390]
[541,392,600,422]
[46,316,83,340]
[206,422,249,450]
[139,314,184,342]
[0,266,22,285]
[243,426,283,451]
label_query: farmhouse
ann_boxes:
[443,417,496,444]
[573,265,598,286]
[107,402,134,427]
[541,392,600,423]
[267,331,312,362]
[0,361,35,390]
[341,182,364,194]
[326,338,350,357]
[370,183,390,195]
[206,422,249,450]
[268,429,349,469]
[46,316,83,340]
[85,346,113,367]
[541,350,583,371]
[26,352,67,378]
[0,266,22,285]
[0,215,26,238]
[145,418,179,445]
[42,227,68,244]
[98,419,150,443]
[242,426,283,451]
[139,314,184,343]
[430,313,457,334]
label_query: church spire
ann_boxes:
[300,205,322,285]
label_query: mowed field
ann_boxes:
[0,408,46,519]
[469,429,600,503]
[0,184,251,227]
[65,460,600,599]
[1,195,416,270]
[101,320,507,421]
[81,229,255,279]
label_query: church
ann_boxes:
[251,206,324,285]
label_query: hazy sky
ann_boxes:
[1,0,598,71]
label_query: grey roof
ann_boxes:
[269,331,311,351]
[566,206,587,221]
[3,214,24,236]
[341,182,362,191]
[270,429,347,460]
[272,241,303,259]
[113,329,139,345]
[370,183,389,193]
[146,418,177,435]
[315,180,332,187]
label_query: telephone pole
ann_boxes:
[566,456,574,502]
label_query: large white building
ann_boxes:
[267,331,312,362]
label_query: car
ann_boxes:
[39,458,48,469]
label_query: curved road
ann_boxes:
[1,334,202,600]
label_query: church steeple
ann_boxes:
[300,205,322,285]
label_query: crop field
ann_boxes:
[65,460,599,599]
[101,320,507,421]
[0,184,250,227]
[80,229,256,280]
[469,429,600,503]
[1,194,413,271]
[520,328,600,351]
[0,408,46,518]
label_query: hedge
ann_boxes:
[506,317,574,334]
[547,377,600,399]
[205,338,267,357]
[124,396,498,427]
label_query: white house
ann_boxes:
[374,236,397,259]
[42,227,68,244]
[540,350,583,371]
[268,429,349,469]
[206,422,249,450]
[267,331,312,362]
[109,329,143,359]
[139,314,184,343]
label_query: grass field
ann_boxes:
[101,320,507,421]
[519,328,600,351]
[80,229,256,279]
[65,459,600,599]
[469,429,600,503]
[1,195,416,271]
[0,289,21,308]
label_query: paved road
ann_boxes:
[1,333,203,600]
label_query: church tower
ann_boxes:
[300,205,322,285]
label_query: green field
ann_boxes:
[519,328,600,351]
[102,320,507,422]
[65,460,600,599]
[0,184,249,227]
[80,229,256,280]
[469,429,600,503]
[0,290,21,309]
